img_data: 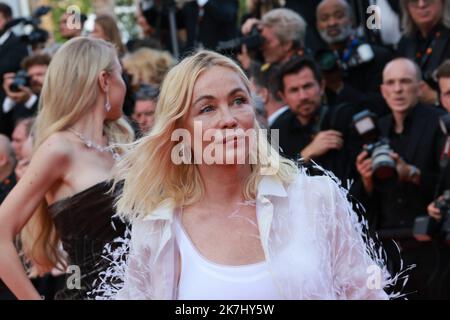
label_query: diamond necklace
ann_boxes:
[68,128,120,160]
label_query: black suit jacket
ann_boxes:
[182,0,238,52]
[397,25,450,89]
[0,33,29,136]
[0,33,28,102]
[271,103,362,182]
[0,96,38,137]
[352,104,445,234]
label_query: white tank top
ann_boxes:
[174,214,282,300]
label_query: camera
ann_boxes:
[9,70,31,93]
[216,24,264,55]
[21,6,51,47]
[413,190,450,243]
[315,42,375,73]
[353,110,398,191]
[3,6,51,47]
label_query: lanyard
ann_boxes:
[416,31,441,68]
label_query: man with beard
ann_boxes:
[272,56,360,182]
[315,0,393,117]
[1,54,50,137]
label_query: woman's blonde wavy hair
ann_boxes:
[114,50,298,221]
[21,37,134,276]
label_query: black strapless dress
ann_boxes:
[48,181,126,300]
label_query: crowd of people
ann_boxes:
[0,0,449,300]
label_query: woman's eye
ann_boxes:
[200,105,214,114]
[233,97,246,106]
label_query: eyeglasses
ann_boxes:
[407,0,438,7]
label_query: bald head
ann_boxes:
[381,58,423,114]
[383,58,422,83]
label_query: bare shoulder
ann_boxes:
[33,131,75,163]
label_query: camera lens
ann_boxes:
[371,144,398,191]
[9,71,30,93]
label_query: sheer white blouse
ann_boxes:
[94,173,400,300]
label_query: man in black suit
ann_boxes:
[1,54,50,137]
[0,3,28,107]
[181,0,239,52]
[314,0,393,117]
[272,56,360,182]
[354,58,445,299]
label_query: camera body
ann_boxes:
[3,6,51,47]
[9,70,31,93]
[413,190,450,243]
[315,42,375,73]
[353,110,398,191]
[363,139,398,190]
[216,25,264,55]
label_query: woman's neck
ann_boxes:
[197,164,252,206]
[70,103,106,145]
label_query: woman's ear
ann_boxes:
[98,70,109,93]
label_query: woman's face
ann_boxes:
[407,0,444,31]
[136,9,153,36]
[105,59,126,121]
[183,66,255,166]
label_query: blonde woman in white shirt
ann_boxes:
[95,50,402,300]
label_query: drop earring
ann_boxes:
[105,90,111,112]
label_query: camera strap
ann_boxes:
[341,38,360,63]
[311,106,329,135]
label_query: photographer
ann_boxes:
[272,56,360,182]
[315,0,393,117]
[0,54,50,137]
[0,3,29,107]
[354,58,445,299]
[428,60,450,220]
[239,8,307,70]
[425,61,450,244]
[397,0,450,106]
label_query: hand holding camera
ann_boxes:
[356,150,374,193]
[300,130,343,161]
[241,18,261,36]
[428,197,443,221]
[2,72,33,104]
[353,110,400,192]
[414,191,450,243]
